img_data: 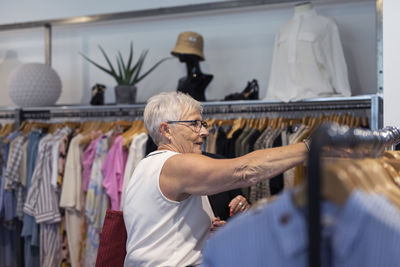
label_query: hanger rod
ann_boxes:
[307,123,400,267]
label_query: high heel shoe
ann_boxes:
[243,79,259,100]
[224,79,259,100]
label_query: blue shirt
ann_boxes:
[1,131,21,221]
[202,190,400,267]
[21,130,43,245]
[21,130,43,267]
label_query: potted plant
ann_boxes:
[80,41,169,104]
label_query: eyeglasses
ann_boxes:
[166,120,208,132]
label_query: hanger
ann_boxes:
[226,117,244,139]
[381,158,400,186]
[24,122,49,134]
[377,158,400,186]
[383,150,400,160]
[257,117,268,132]
[48,123,62,134]
[363,159,400,208]
[292,162,353,208]
[122,120,147,148]
[0,123,15,138]
[17,120,27,132]
[114,120,132,132]
[362,117,369,128]
[63,121,80,130]
[205,118,217,128]
[79,120,104,147]
[218,119,234,127]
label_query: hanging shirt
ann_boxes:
[50,128,72,191]
[202,190,400,267]
[21,130,43,267]
[24,129,70,224]
[3,134,27,220]
[59,134,85,267]
[24,129,71,267]
[120,132,148,210]
[85,135,110,267]
[59,134,84,212]
[265,9,351,102]
[1,131,21,222]
[102,135,128,210]
[82,136,100,192]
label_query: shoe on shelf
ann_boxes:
[224,79,259,101]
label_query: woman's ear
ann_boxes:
[160,122,171,141]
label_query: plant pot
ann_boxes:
[115,85,137,104]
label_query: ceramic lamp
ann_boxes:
[8,63,61,107]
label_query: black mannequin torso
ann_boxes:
[176,54,213,101]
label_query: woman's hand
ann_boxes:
[210,217,226,233]
[228,195,249,216]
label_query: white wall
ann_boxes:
[383,0,400,127]
[0,0,376,106]
[0,0,229,24]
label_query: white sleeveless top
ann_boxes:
[123,150,213,267]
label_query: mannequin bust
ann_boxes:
[171,31,213,101]
[294,1,312,14]
[176,54,213,102]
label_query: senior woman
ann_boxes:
[123,91,308,267]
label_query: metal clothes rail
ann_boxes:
[0,107,19,119]
[17,94,382,129]
[307,123,400,267]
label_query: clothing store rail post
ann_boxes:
[307,123,400,267]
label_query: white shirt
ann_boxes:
[120,132,148,210]
[265,9,351,102]
[123,150,213,267]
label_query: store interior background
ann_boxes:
[0,0,398,126]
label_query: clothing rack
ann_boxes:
[20,104,145,120]
[14,94,382,128]
[307,123,400,267]
[0,107,19,119]
[0,108,22,130]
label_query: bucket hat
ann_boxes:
[171,31,205,61]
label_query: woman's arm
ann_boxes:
[160,142,307,201]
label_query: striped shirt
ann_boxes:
[4,134,28,220]
[24,128,71,267]
[23,134,61,223]
[203,190,400,267]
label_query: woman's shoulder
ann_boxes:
[145,150,179,158]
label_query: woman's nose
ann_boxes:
[199,126,209,137]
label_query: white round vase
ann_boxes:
[8,63,62,107]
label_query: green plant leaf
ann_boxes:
[131,50,148,84]
[126,55,142,85]
[98,45,118,77]
[135,56,171,84]
[80,41,169,86]
[118,51,132,84]
[79,52,115,77]
[125,42,134,73]
[116,54,125,83]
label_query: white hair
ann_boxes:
[144,91,203,146]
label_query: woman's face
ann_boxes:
[169,109,209,154]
